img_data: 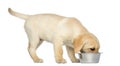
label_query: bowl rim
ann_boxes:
[78,52,102,54]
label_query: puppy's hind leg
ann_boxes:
[28,36,44,63]
[66,46,80,63]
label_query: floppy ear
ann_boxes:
[73,36,84,53]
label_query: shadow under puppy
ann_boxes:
[8,8,100,63]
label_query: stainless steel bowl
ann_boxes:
[79,53,101,63]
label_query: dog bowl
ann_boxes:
[79,53,101,63]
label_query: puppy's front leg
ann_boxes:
[66,46,80,63]
[53,38,66,63]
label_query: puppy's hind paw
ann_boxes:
[34,59,43,63]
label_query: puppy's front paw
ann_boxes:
[56,59,67,63]
[72,59,80,63]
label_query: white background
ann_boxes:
[0,0,120,66]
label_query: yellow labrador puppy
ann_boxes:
[8,8,100,63]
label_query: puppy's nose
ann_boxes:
[90,48,95,51]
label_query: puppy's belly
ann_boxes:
[38,32,54,42]
[38,31,74,48]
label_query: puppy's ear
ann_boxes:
[73,36,85,53]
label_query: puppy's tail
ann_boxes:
[8,8,29,20]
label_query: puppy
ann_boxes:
[8,8,100,63]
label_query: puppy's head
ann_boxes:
[73,33,100,53]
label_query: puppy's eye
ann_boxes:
[90,48,95,51]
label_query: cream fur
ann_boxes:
[8,8,100,63]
